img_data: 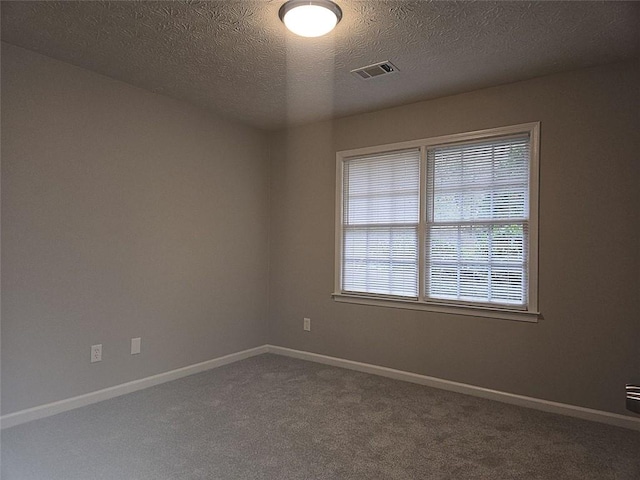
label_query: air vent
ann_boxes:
[351,61,398,80]
[627,384,640,414]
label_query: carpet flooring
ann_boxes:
[2,354,639,479]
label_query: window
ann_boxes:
[334,123,539,322]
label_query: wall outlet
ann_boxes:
[131,337,141,355]
[303,317,311,331]
[91,344,102,363]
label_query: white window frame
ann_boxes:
[333,123,540,322]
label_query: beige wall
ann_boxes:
[269,60,640,417]
[1,44,270,414]
[2,42,638,420]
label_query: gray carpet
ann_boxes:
[2,354,639,479]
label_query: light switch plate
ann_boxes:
[131,337,141,355]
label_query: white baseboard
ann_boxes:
[265,345,640,432]
[4,344,638,432]
[0,345,268,430]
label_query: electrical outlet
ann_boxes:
[131,337,141,355]
[91,344,102,363]
[303,317,311,331]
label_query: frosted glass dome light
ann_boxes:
[279,0,342,38]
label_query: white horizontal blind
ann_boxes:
[426,135,530,307]
[342,149,420,297]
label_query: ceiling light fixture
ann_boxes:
[279,0,342,38]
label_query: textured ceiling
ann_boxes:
[2,1,639,130]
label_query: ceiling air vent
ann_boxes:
[351,61,399,80]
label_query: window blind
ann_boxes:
[426,135,530,307]
[342,149,420,297]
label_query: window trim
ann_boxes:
[334,122,540,322]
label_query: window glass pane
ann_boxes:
[344,149,420,225]
[428,265,458,299]
[426,134,530,307]
[429,136,529,222]
[346,192,419,225]
[342,149,420,298]
[343,227,418,297]
[459,265,489,301]
[433,186,527,222]
[491,267,525,304]
[427,224,527,305]
[492,224,524,264]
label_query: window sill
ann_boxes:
[331,293,540,323]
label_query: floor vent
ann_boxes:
[627,384,640,414]
[351,61,398,80]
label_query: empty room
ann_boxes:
[1,1,639,478]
